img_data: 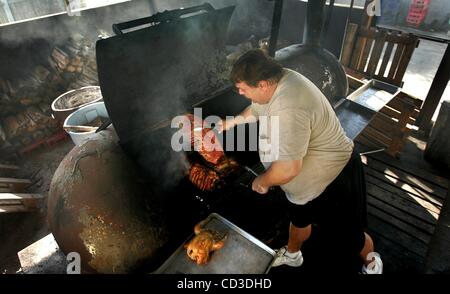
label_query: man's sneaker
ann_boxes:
[271,246,304,267]
[361,252,383,274]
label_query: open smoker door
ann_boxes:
[95,5,236,182]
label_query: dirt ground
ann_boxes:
[0,139,74,274]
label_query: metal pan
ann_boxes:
[154,213,276,274]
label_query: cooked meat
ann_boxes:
[189,163,220,191]
[187,114,224,164]
[184,220,226,265]
[214,157,239,174]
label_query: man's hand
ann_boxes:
[252,175,269,194]
[216,118,235,134]
[250,160,302,194]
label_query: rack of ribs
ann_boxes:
[188,157,239,191]
[189,163,220,191]
[187,114,224,164]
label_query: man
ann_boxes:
[218,49,382,274]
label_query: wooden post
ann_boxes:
[360,0,375,29]
[424,101,450,170]
[340,23,359,67]
[417,43,450,134]
[354,0,376,70]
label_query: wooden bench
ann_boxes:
[341,23,420,87]
[0,193,45,213]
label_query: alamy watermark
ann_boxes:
[170,108,280,162]
[66,252,81,274]
[366,0,381,17]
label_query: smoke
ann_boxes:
[151,0,235,11]
[0,0,253,188]
[0,0,155,82]
[151,0,273,45]
[126,3,235,190]
[0,0,153,50]
[226,0,273,45]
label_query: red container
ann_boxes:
[406,0,430,27]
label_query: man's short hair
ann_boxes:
[230,49,283,87]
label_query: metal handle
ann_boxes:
[112,3,215,35]
[95,118,112,133]
[244,165,259,177]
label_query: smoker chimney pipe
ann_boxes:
[268,0,284,57]
[303,0,326,47]
[321,0,335,44]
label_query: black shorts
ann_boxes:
[287,150,367,252]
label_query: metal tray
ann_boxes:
[155,213,276,274]
[335,99,377,141]
[346,79,400,112]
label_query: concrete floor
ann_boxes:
[0,139,74,274]
[402,39,450,122]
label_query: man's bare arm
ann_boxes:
[252,159,302,194]
[217,106,257,133]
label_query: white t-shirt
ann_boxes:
[251,68,354,205]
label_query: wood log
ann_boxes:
[3,116,21,137]
[55,60,68,71]
[47,56,62,73]
[0,125,6,144]
[3,80,14,95]
[64,44,80,57]
[66,65,77,73]
[71,56,83,66]
[0,36,102,152]
[25,118,39,134]
[19,97,35,106]
[38,103,52,116]
[32,130,45,141]
[51,47,70,68]
[25,106,50,125]
[0,93,12,104]
[33,66,51,82]
[81,66,98,80]
[0,78,9,93]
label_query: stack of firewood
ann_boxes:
[0,34,99,156]
[1,104,60,152]
[48,34,99,90]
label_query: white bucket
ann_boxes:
[63,102,110,145]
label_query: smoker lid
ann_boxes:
[96,5,236,144]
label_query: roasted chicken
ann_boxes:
[184,220,226,265]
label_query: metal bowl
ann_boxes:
[51,86,103,123]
